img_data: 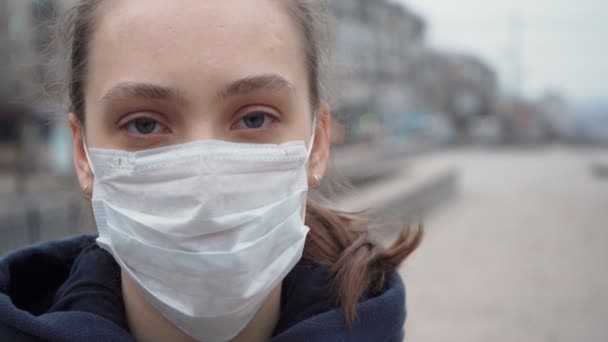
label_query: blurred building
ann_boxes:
[538,92,574,141]
[495,97,550,144]
[327,1,500,146]
[568,102,608,145]
[328,0,426,144]
[0,0,74,179]
[0,0,72,103]
[410,51,498,143]
[489,92,578,145]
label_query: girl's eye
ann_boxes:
[125,117,166,135]
[233,112,277,130]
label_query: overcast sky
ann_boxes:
[396,0,607,104]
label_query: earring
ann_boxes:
[313,174,322,187]
[82,183,91,199]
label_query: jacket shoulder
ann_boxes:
[272,260,406,341]
[0,235,132,341]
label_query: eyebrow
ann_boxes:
[218,74,296,99]
[100,82,188,106]
[100,74,295,106]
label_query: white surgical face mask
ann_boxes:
[85,123,317,342]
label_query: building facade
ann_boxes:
[0,0,74,174]
[328,0,426,144]
[410,52,498,142]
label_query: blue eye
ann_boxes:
[234,112,276,130]
[126,117,162,135]
[243,113,266,128]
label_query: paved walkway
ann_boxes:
[402,146,608,342]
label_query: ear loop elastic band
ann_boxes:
[84,143,95,176]
[81,129,96,179]
[306,116,318,162]
[302,115,318,220]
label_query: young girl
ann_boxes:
[0,1,422,341]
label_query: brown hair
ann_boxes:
[60,0,423,325]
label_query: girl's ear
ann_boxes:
[68,113,93,199]
[308,102,331,188]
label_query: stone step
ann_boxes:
[332,158,459,246]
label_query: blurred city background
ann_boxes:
[1,0,607,341]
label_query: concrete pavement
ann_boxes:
[402,146,608,341]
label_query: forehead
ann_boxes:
[87,0,307,100]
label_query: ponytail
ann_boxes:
[304,200,423,324]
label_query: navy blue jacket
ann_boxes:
[0,235,406,341]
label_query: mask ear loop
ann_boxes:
[306,116,318,162]
[82,136,96,177]
[81,129,96,200]
[302,115,319,220]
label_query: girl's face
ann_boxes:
[71,0,330,189]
